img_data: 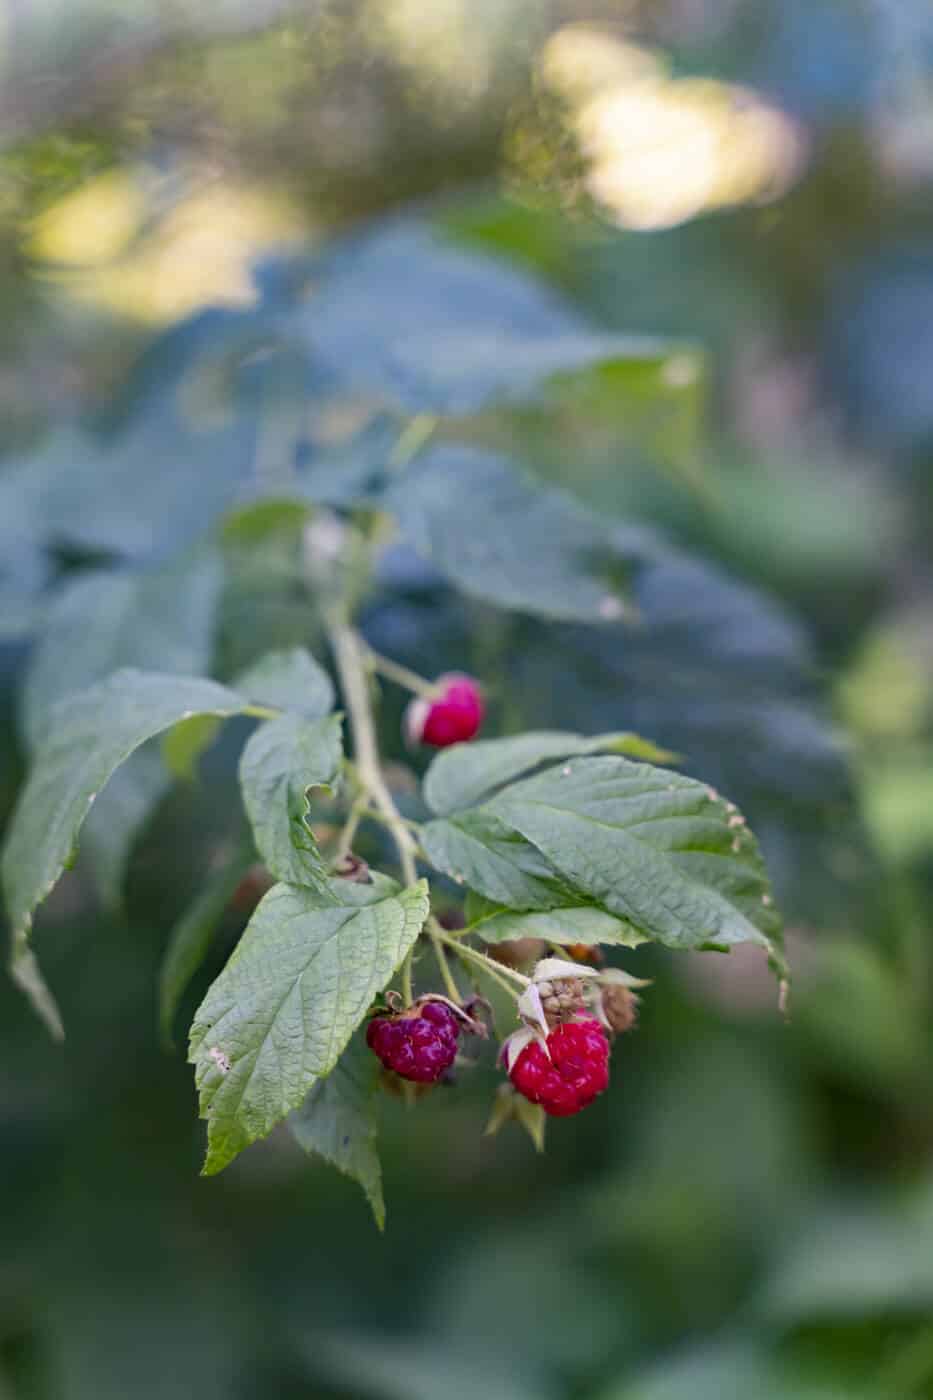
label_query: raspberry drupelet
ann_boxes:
[509,1017,610,1117]
[366,1000,461,1083]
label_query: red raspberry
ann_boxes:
[366,1000,460,1083]
[509,1018,610,1117]
[404,673,484,748]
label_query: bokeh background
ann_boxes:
[4,1,933,1396]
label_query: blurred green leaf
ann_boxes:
[289,1032,385,1228]
[387,445,633,621]
[234,646,335,718]
[424,729,674,816]
[760,1186,933,1324]
[238,712,343,887]
[599,1341,880,1400]
[159,845,256,1048]
[20,551,222,750]
[19,550,222,905]
[161,714,223,782]
[189,878,428,1175]
[299,218,690,416]
[2,670,248,1022]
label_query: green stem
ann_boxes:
[401,950,415,1005]
[427,917,462,1003]
[243,703,281,721]
[331,793,370,868]
[389,413,437,470]
[364,645,441,700]
[433,929,529,994]
[327,621,419,888]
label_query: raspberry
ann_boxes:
[509,1018,610,1117]
[404,673,484,748]
[366,1000,460,1083]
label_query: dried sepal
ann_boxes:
[484,1083,546,1153]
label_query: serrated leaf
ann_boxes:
[487,756,782,957]
[468,901,648,949]
[234,647,335,718]
[424,730,675,816]
[421,809,569,911]
[159,848,257,1048]
[288,1032,385,1228]
[189,879,429,1175]
[386,446,633,622]
[238,713,343,888]
[2,669,248,997]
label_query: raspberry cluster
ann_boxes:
[508,1018,611,1117]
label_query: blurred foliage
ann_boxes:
[3,0,933,1397]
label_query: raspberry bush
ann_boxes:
[0,219,789,1225]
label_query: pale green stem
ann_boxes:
[433,929,529,995]
[364,645,441,700]
[243,703,281,721]
[389,413,438,470]
[331,793,370,869]
[328,618,421,1004]
[426,917,462,1004]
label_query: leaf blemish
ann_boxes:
[208,1046,231,1074]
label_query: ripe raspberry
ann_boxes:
[366,1000,460,1083]
[509,1018,610,1117]
[404,673,484,748]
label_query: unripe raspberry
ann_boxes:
[509,1017,610,1117]
[404,673,484,748]
[563,942,605,966]
[536,975,587,1026]
[366,1000,460,1083]
[601,981,639,1034]
[490,937,546,970]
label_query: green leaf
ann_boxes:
[81,745,172,908]
[238,713,343,888]
[421,809,569,911]
[386,446,633,622]
[2,670,248,981]
[423,730,676,816]
[299,218,686,416]
[159,847,256,1049]
[19,550,222,905]
[487,756,782,958]
[467,900,648,950]
[288,1032,385,1228]
[20,551,222,749]
[234,647,335,718]
[188,878,429,1175]
[161,715,223,781]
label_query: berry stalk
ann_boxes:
[327,619,420,889]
